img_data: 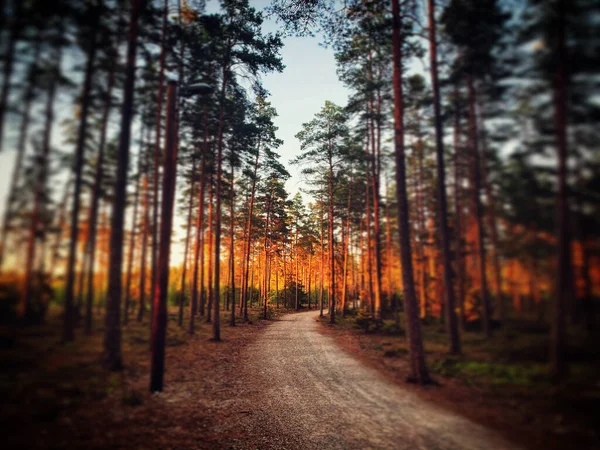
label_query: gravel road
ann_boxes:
[234,310,521,450]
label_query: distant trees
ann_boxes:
[294,101,349,324]
[0,0,598,392]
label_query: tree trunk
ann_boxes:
[206,180,214,323]
[241,139,261,320]
[178,156,197,327]
[476,96,504,324]
[466,74,491,338]
[190,109,208,332]
[213,66,230,342]
[150,0,169,322]
[453,87,466,332]
[103,0,146,371]
[551,0,570,379]
[319,199,325,318]
[123,143,143,325]
[328,158,336,324]
[391,0,430,384]
[427,0,460,354]
[150,81,178,392]
[229,154,236,326]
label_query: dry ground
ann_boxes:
[315,312,600,450]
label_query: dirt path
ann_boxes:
[233,310,521,450]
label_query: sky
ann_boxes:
[206,0,351,198]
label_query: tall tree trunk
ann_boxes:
[466,74,491,338]
[206,177,214,323]
[551,0,570,379]
[295,220,299,310]
[476,96,504,324]
[138,163,150,322]
[391,0,430,384]
[63,0,101,343]
[341,171,353,317]
[213,64,230,342]
[103,0,146,371]
[84,51,118,334]
[427,0,460,354]
[19,47,62,320]
[123,148,143,325]
[263,196,272,320]
[190,110,208,333]
[229,156,236,326]
[178,156,197,327]
[241,138,261,320]
[328,158,336,324]
[150,0,169,322]
[150,81,178,392]
[319,199,325,318]
[453,88,466,331]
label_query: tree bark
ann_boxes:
[103,0,146,371]
[391,0,430,383]
[150,81,178,392]
[550,0,570,379]
[178,156,197,327]
[123,140,143,325]
[229,156,236,326]
[150,0,169,322]
[190,108,208,333]
[427,0,460,354]
[453,87,466,332]
[466,74,491,338]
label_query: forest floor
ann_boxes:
[316,311,600,450]
[0,304,280,449]
[2,306,599,449]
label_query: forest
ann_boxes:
[0,0,599,449]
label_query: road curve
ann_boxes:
[238,310,521,450]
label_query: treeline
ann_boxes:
[267,0,600,383]
[0,0,598,391]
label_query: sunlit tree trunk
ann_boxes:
[319,199,325,318]
[241,138,261,320]
[263,196,272,319]
[104,0,146,371]
[391,0,430,383]
[190,118,208,332]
